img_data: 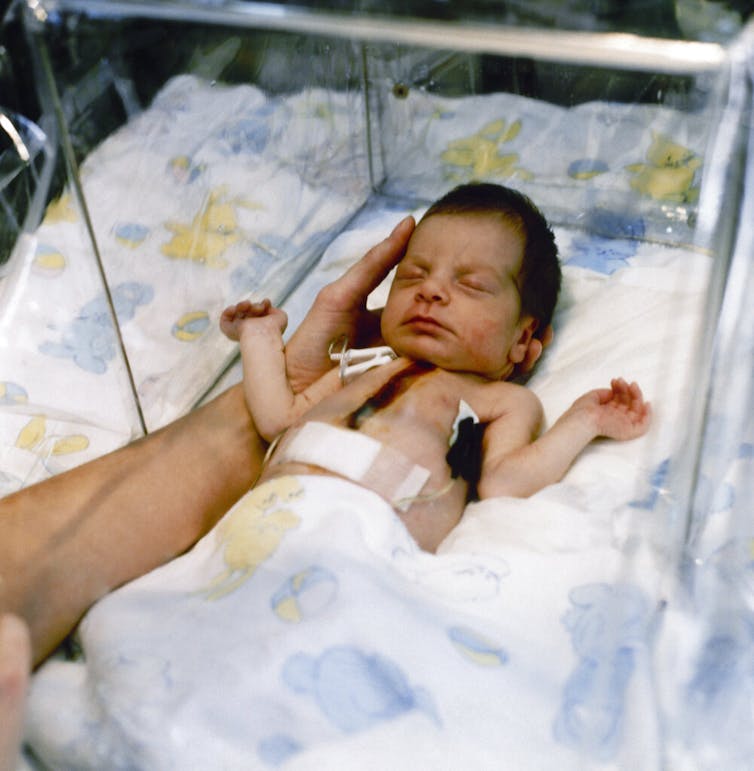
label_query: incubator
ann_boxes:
[1,1,753,767]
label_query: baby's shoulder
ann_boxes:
[454,375,542,423]
[484,379,542,410]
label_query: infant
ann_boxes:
[221,183,650,551]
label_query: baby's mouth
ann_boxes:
[406,314,445,331]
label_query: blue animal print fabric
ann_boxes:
[25,474,667,769]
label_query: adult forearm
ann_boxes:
[0,383,265,666]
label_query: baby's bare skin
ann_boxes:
[228,209,650,554]
[260,359,536,551]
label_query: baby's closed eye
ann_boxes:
[459,278,489,292]
[457,273,496,293]
[394,266,426,282]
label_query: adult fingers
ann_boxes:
[0,614,30,692]
[0,614,31,771]
[305,357,414,421]
[327,216,415,308]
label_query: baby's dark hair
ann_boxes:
[421,182,561,335]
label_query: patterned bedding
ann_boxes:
[0,76,370,491]
[1,73,751,768]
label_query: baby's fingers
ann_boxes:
[596,378,630,407]
[610,378,647,409]
[626,396,652,437]
[634,398,652,424]
[625,382,649,418]
[595,387,616,405]
[610,377,630,401]
[626,379,645,403]
[237,298,272,317]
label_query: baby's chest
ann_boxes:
[357,371,474,433]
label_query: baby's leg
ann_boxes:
[0,614,30,771]
[220,299,288,342]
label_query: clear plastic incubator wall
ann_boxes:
[1,0,754,768]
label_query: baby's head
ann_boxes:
[380,182,560,380]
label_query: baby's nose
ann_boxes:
[415,276,448,303]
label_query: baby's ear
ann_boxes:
[509,316,539,365]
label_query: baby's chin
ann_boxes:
[388,337,445,365]
[391,341,509,380]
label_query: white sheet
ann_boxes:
[25,474,665,770]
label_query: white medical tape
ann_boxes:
[276,421,380,480]
[269,421,430,512]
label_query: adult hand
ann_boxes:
[0,614,30,771]
[285,215,415,394]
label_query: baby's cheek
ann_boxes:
[468,319,506,359]
[472,317,505,345]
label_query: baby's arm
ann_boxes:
[220,299,293,441]
[479,378,651,499]
[221,300,342,441]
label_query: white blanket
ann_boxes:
[26,474,666,770]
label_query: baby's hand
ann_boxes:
[220,299,288,341]
[573,378,651,441]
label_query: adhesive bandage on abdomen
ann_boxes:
[268,421,431,512]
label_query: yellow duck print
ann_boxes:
[625,131,702,203]
[42,193,78,225]
[16,415,89,459]
[161,188,242,268]
[441,118,533,182]
[201,476,304,600]
[33,244,67,276]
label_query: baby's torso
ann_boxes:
[345,365,491,481]
[262,362,514,551]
